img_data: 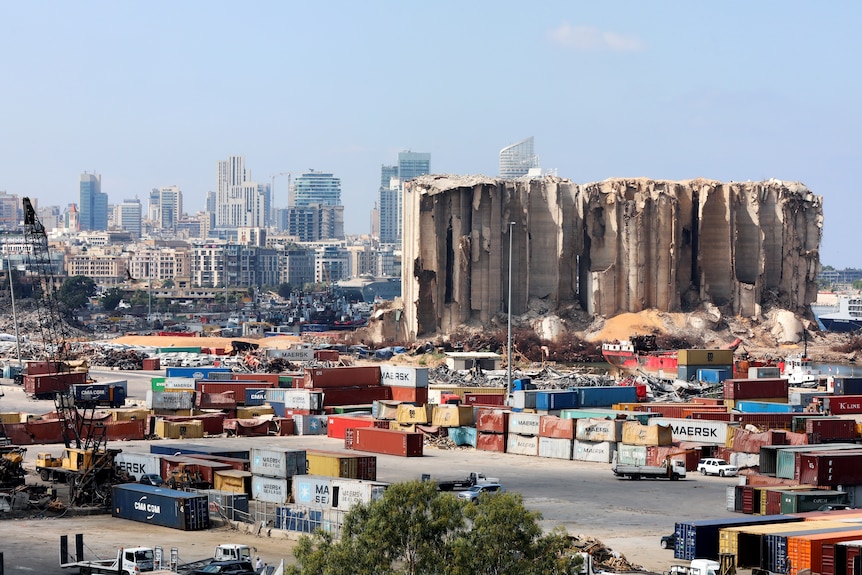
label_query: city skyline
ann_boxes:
[1,2,859,266]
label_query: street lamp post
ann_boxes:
[507,221,515,396]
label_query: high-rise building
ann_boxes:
[378,151,430,245]
[149,186,183,230]
[0,191,19,230]
[79,172,108,231]
[215,156,267,228]
[499,136,539,179]
[292,170,341,207]
[114,198,143,237]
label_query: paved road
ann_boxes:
[0,374,741,574]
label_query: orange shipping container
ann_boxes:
[787,529,862,575]
[476,409,509,434]
[231,373,280,385]
[476,432,506,452]
[539,415,575,439]
[390,386,428,404]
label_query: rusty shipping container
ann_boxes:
[476,409,509,434]
[476,432,506,452]
[539,415,575,439]
[797,452,862,487]
[723,378,790,400]
[463,393,506,407]
[304,366,381,389]
[344,427,423,457]
[24,372,88,398]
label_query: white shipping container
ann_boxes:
[331,479,388,511]
[251,475,289,504]
[265,389,323,411]
[250,448,306,479]
[293,415,329,436]
[114,452,161,480]
[538,437,573,460]
[728,451,759,470]
[267,348,315,361]
[789,388,821,407]
[507,412,541,436]
[379,365,429,388]
[649,417,728,445]
[506,434,539,456]
[292,475,333,508]
[573,440,616,463]
[510,391,537,410]
[427,389,442,405]
[748,367,782,379]
[616,443,647,466]
[164,377,196,390]
[147,390,195,410]
[575,418,622,442]
[726,486,736,511]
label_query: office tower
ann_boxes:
[378,151,430,245]
[79,172,108,231]
[215,155,267,228]
[149,186,183,230]
[206,191,216,213]
[499,136,539,179]
[292,170,341,207]
[115,198,143,237]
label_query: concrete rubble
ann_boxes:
[402,175,822,340]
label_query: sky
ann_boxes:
[1,2,859,267]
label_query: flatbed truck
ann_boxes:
[611,454,687,480]
[424,471,500,491]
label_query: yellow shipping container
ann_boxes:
[725,426,737,448]
[397,404,433,424]
[213,469,252,494]
[375,401,401,421]
[306,451,356,478]
[236,406,274,419]
[389,422,416,432]
[110,408,150,422]
[155,419,204,439]
[431,405,475,427]
[621,421,673,446]
[0,412,22,424]
[677,349,734,366]
[611,403,641,412]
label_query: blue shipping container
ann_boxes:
[696,368,730,384]
[735,401,801,413]
[164,367,232,379]
[575,386,638,408]
[674,515,802,561]
[512,378,536,391]
[149,443,250,460]
[834,377,862,395]
[535,390,579,411]
[447,426,477,447]
[70,382,127,406]
[245,388,268,406]
[112,484,210,530]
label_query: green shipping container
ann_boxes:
[157,347,203,354]
[151,377,166,392]
[779,490,847,514]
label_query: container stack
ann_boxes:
[380,366,429,404]
[538,415,575,460]
[676,349,734,382]
[723,378,790,410]
[249,447,307,505]
[475,409,508,452]
[506,412,541,456]
[574,418,621,463]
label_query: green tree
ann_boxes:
[57,276,96,310]
[101,287,124,311]
[853,280,862,291]
[277,282,293,299]
[287,481,581,575]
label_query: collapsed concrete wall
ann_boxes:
[401,175,822,340]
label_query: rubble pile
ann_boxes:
[88,348,147,370]
[568,534,653,574]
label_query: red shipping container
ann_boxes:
[390,386,428,403]
[231,373,280,385]
[317,386,392,406]
[24,361,66,376]
[463,393,506,406]
[690,411,733,421]
[823,396,862,415]
[25,418,64,444]
[691,397,724,405]
[476,432,506,452]
[275,417,295,436]
[646,445,700,471]
[315,349,340,361]
[344,427,423,457]
[104,419,146,441]
[196,381,275,400]
[304,366,381,389]
[539,415,574,439]
[638,404,727,419]
[24,372,88,397]
[196,391,237,410]
[476,409,509,434]
[797,452,862,486]
[805,418,859,441]
[327,414,375,439]
[3,423,33,445]
[723,378,789,400]
[846,543,862,575]
[142,358,161,370]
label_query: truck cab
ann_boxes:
[213,544,252,562]
[668,559,720,575]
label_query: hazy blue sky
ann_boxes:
[1,2,859,266]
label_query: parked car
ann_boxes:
[697,458,738,477]
[139,473,164,487]
[661,533,677,549]
[456,483,505,504]
[189,560,256,575]
[819,504,854,511]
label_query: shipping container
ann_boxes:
[697,368,731,384]
[273,507,326,533]
[749,367,782,379]
[244,388,269,406]
[251,475,290,503]
[508,412,541,436]
[821,396,862,415]
[535,390,579,411]
[304,366,381,388]
[835,379,862,396]
[735,401,799,413]
[390,386,428,404]
[616,443,648,466]
[344,427,423,457]
[506,434,539,456]
[510,390,538,410]
[648,417,730,445]
[724,378,790,400]
[327,414,375,439]
[250,448,307,479]
[463,393,506,406]
[292,474,333,508]
[431,405,474,427]
[396,404,432,424]
[573,440,616,463]
[142,357,160,370]
[797,452,862,487]
[149,443,250,459]
[164,366,230,379]
[476,432,506,452]
[379,365,429,388]
[24,372,88,398]
[576,386,638,408]
[305,451,377,480]
[674,515,804,561]
[538,437,572,460]
[677,349,735,366]
[197,381,275,400]
[539,415,575,439]
[777,445,862,479]
[575,418,622,442]
[331,478,388,511]
[70,381,128,406]
[292,414,329,436]
[154,419,204,439]
[476,409,510,434]
[265,389,323,411]
[448,426,477,447]
[781,490,849,514]
[787,529,862,575]
[805,418,860,442]
[114,452,162,480]
[112,484,209,530]
[317,385,393,406]
[213,470,252,494]
[622,422,673,446]
[200,489,249,521]
[147,390,195,411]
[163,377,196,390]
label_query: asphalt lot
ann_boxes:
[0,372,742,574]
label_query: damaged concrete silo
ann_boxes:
[401,175,822,341]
